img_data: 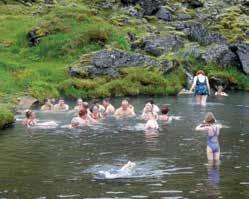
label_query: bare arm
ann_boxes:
[206,76,211,95]
[190,76,197,92]
[195,124,208,131]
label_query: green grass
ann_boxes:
[0,106,15,129]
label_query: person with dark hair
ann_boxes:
[91,99,105,113]
[54,99,69,111]
[90,105,103,122]
[145,98,160,113]
[41,98,54,111]
[195,112,223,162]
[71,108,97,128]
[102,98,115,115]
[23,110,36,127]
[158,106,172,122]
[190,70,211,106]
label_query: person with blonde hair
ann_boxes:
[195,112,223,162]
[190,70,211,106]
[215,86,228,97]
[145,111,159,130]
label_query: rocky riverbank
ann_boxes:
[0,0,249,128]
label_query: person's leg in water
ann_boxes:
[201,95,208,106]
[195,95,201,105]
[207,146,214,161]
[213,151,220,162]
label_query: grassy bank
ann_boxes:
[0,0,248,107]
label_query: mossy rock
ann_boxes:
[0,107,15,129]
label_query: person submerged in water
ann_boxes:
[90,105,104,122]
[23,110,36,127]
[40,98,54,111]
[141,103,157,121]
[71,108,98,128]
[23,110,57,128]
[114,99,136,117]
[74,98,84,112]
[102,98,115,115]
[195,112,223,162]
[158,106,172,122]
[215,86,228,97]
[91,99,105,114]
[54,99,69,111]
[145,111,159,130]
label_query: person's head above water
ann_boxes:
[217,85,224,92]
[121,99,129,110]
[144,103,153,113]
[79,108,88,118]
[77,98,83,105]
[44,98,51,105]
[103,98,110,107]
[146,98,155,105]
[58,99,65,106]
[25,110,32,119]
[90,105,99,113]
[83,102,89,109]
[204,112,216,125]
[161,106,169,115]
[196,70,205,76]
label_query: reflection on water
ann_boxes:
[0,92,249,198]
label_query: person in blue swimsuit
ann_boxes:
[190,70,211,106]
[195,112,223,162]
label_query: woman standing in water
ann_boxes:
[190,70,211,106]
[23,110,36,127]
[195,112,222,162]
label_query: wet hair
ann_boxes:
[103,98,110,103]
[90,105,99,113]
[217,85,223,91]
[146,98,154,104]
[205,112,216,124]
[79,108,88,117]
[161,106,169,115]
[83,102,89,109]
[44,98,49,103]
[25,110,32,119]
[196,70,205,76]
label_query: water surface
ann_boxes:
[1,92,249,199]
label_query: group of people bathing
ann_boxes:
[23,98,172,130]
[23,69,228,163]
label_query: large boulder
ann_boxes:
[137,35,184,56]
[184,0,203,9]
[179,23,227,46]
[69,49,169,78]
[231,42,249,74]
[120,0,161,16]
[200,44,239,68]
[155,6,173,21]
[17,96,38,110]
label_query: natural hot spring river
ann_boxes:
[0,92,249,199]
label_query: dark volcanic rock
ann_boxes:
[155,7,173,21]
[184,0,203,9]
[200,44,239,68]
[179,23,227,46]
[69,49,162,77]
[27,31,40,46]
[120,0,161,16]
[231,42,249,74]
[143,35,184,56]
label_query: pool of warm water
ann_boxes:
[0,92,249,199]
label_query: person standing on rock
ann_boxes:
[190,70,211,106]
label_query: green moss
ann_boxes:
[213,6,249,42]
[0,106,14,129]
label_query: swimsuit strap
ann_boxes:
[208,125,218,140]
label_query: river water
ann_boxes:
[0,92,249,199]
